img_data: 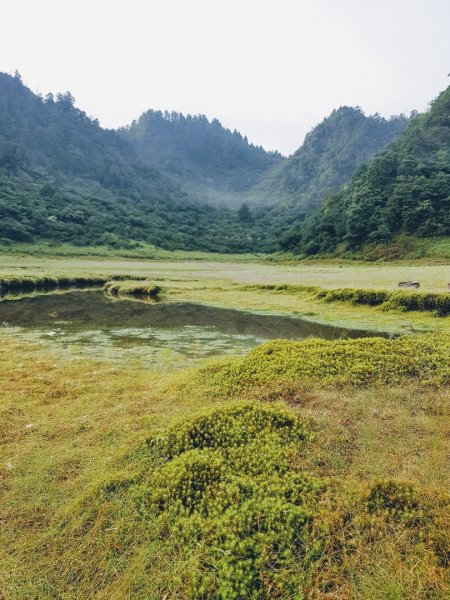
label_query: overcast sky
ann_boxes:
[2,0,450,155]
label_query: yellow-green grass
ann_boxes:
[1,235,449,262]
[1,336,449,598]
[1,257,449,597]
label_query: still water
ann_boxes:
[0,290,376,365]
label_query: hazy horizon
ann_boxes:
[3,0,450,154]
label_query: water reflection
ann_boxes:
[0,290,378,364]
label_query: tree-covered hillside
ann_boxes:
[0,73,256,252]
[251,106,407,211]
[246,107,407,251]
[288,87,450,256]
[120,110,282,207]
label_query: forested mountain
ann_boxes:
[287,86,450,256]
[249,106,407,210]
[120,110,282,207]
[244,107,407,251]
[0,72,255,251]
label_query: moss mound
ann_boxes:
[208,333,450,389]
[138,403,323,598]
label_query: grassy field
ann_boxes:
[0,241,262,261]
[1,255,449,598]
[0,255,448,290]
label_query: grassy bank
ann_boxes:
[0,273,150,296]
[241,284,450,316]
[0,336,449,599]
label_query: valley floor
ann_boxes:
[0,255,449,598]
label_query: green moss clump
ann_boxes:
[208,334,450,389]
[132,402,325,598]
[153,401,309,459]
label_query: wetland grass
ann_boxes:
[0,331,448,599]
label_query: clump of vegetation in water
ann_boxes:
[104,281,163,300]
[207,334,450,389]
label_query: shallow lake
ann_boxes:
[0,290,379,366]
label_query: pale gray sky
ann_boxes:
[2,0,450,155]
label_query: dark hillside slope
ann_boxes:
[0,73,256,251]
[290,86,450,256]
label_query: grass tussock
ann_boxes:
[105,281,163,300]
